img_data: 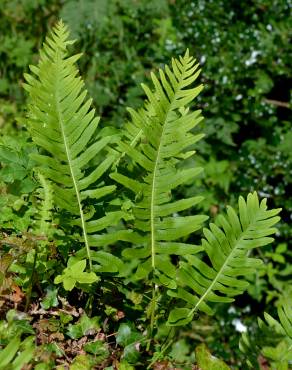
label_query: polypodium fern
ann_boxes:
[0,336,35,370]
[111,51,208,288]
[167,192,281,325]
[34,172,53,238]
[24,21,124,272]
[22,22,285,348]
[240,296,292,369]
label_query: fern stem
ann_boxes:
[147,282,158,350]
[147,328,174,368]
[55,53,92,271]
[25,248,38,312]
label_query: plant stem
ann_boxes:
[147,328,174,369]
[25,248,38,312]
[85,292,94,316]
[147,282,158,351]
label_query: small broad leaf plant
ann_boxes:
[24,21,282,345]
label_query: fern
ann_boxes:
[110,51,210,337]
[111,50,208,287]
[167,192,281,325]
[24,21,124,273]
[34,172,53,237]
[0,336,35,370]
[111,51,281,334]
[240,296,292,369]
[21,21,285,357]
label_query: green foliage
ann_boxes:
[111,50,207,287]
[54,258,98,291]
[0,133,36,231]
[0,310,35,370]
[246,241,292,304]
[167,192,281,325]
[0,336,35,370]
[35,172,54,237]
[195,343,230,370]
[116,323,144,363]
[0,308,107,369]
[24,21,126,272]
[240,296,292,369]
[67,313,100,339]
[69,355,93,370]
[84,340,109,360]
[0,134,36,192]
[0,12,289,369]
[0,309,35,340]
[41,286,59,309]
[1,0,290,293]
[0,0,59,102]
[0,2,290,254]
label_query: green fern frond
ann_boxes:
[0,336,34,370]
[277,297,292,338]
[34,172,53,237]
[24,21,123,271]
[111,50,208,287]
[240,296,292,369]
[261,297,292,365]
[168,192,281,325]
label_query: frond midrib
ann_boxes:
[115,127,143,167]
[190,211,260,315]
[54,51,92,270]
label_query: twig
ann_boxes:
[263,98,290,108]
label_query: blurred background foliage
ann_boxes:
[0,0,291,364]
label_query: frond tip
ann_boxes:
[167,192,281,326]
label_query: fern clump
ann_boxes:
[13,20,285,368]
[111,51,210,333]
[111,51,281,331]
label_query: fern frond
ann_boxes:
[24,21,123,271]
[240,296,292,369]
[168,192,281,325]
[261,297,292,364]
[277,297,292,338]
[0,336,34,370]
[34,172,53,237]
[111,50,208,287]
